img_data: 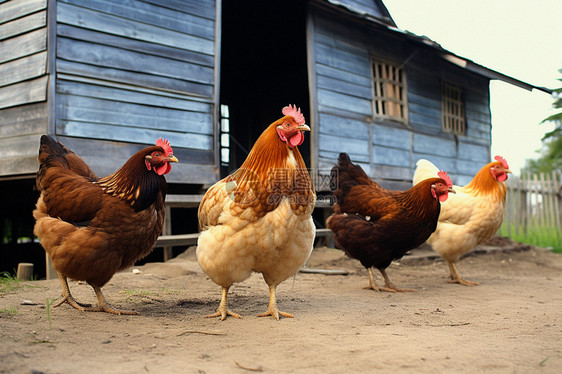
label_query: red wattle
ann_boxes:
[289,131,304,147]
[496,173,507,182]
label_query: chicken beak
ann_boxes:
[505,169,512,174]
[448,187,456,194]
[167,155,179,163]
[297,124,311,131]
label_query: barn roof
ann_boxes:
[319,0,552,94]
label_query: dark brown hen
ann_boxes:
[33,135,178,314]
[326,153,454,292]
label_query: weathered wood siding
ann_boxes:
[309,6,492,188]
[54,0,218,183]
[0,0,49,175]
[326,0,389,21]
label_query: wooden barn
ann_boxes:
[0,0,548,276]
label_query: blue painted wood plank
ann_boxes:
[315,43,371,78]
[319,133,369,157]
[56,38,214,84]
[316,64,371,87]
[372,124,411,150]
[413,133,457,157]
[0,0,45,24]
[0,51,46,88]
[0,9,46,41]
[372,146,410,167]
[408,101,441,121]
[318,153,370,168]
[58,94,213,135]
[318,113,369,140]
[56,79,213,112]
[56,120,213,151]
[57,25,214,67]
[371,163,412,181]
[59,0,214,40]
[143,0,215,20]
[317,75,372,100]
[317,88,372,116]
[57,2,215,55]
[0,75,47,110]
[0,27,46,64]
[458,142,488,161]
[57,60,213,98]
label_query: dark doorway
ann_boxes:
[219,0,310,177]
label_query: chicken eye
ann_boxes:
[285,122,290,127]
[154,152,161,157]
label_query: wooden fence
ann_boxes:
[503,172,562,238]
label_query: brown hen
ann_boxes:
[33,135,178,315]
[327,153,454,292]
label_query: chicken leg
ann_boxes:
[379,268,416,292]
[364,268,415,292]
[257,284,294,320]
[90,283,139,315]
[205,286,242,320]
[54,273,93,311]
[447,261,479,286]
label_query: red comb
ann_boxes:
[437,170,453,188]
[494,155,509,169]
[156,138,173,156]
[282,104,305,125]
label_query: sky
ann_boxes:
[383,0,562,175]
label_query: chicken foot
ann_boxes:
[257,284,294,320]
[364,268,415,292]
[54,273,137,315]
[54,273,93,311]
[447,261,479,286]
[89,284,140,315]
[205,286,242,321]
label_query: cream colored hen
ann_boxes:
[413,156,511,285]
[197,105,315,320]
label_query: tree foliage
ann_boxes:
[523,70,562,174]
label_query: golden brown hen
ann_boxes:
[413,156,511,285]
[197,105,315,320]
[33,135,178,315]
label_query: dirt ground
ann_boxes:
[1,238,561,374]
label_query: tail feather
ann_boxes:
[36,135,97,190]
[413,159,440,186]
[331,153,374,191]
[330,153,379,209]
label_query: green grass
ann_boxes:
[0,306,18,315]
[46,298,56,328]
[499,224,562,253]
[0,272,21,294]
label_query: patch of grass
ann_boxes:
[46,298,56,328]
[121,289,152,296]
[0,306,19,315]
[0,272,21,294]
[539,356,550,367]
[500,225,562,253]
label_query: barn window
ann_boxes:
[441,83,466,135]
[371,60,407,123]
